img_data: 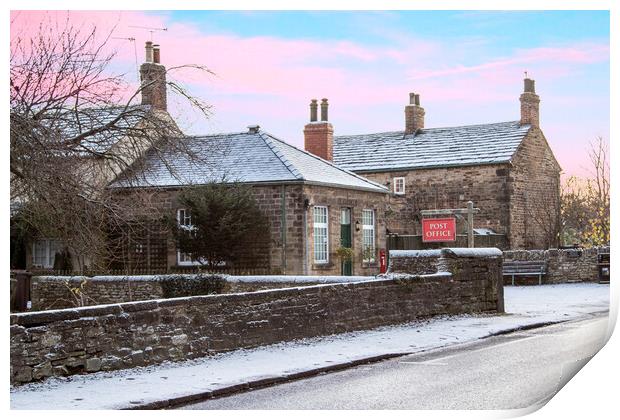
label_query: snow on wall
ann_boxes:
[389,249,442,258]
[226,275,374,283]
[442,248,503,258]
[34,274,375,284]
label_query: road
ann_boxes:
[180,315,610,410]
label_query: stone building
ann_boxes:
[304,79,562,250]
[113,126,388,275]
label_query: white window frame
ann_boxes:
[393,177,406,195]
[313,206,329,264]
[362,209,376,263]
[176,208,204,266]
[32,239,62,269]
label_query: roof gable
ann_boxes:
[333,121,531,172]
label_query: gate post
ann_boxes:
[11,270,32,312]
[467,201,474,248]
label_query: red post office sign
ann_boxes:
[422,217,456,242]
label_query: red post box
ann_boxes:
[379,249,387,273]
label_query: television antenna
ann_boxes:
[113,37,139,82]
[129,26,168,41]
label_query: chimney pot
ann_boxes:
[145,41,154,63]
[310,99,318,122]
[524,78,536,93]
[153,44,161,64]
[409,92,416,104]
[320,98,329,122]
[414,94,420,106]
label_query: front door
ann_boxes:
[340,208,352,276]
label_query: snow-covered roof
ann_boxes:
[55,105,152,154]
[113,129,388,193]
[333,121,531,173]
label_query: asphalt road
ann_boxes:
[180,315,610,410]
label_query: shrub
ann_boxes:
[159,274,229,298]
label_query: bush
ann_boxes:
[159,274,229,298]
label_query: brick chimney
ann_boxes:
[520,77,540,128]
[405,92,425,135]
[304,98,334,161]
[140,41,167,111]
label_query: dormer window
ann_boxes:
[394,177,406,195]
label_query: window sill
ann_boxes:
[312,262,335,270]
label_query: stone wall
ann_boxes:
[508,128,562,249]
[503,247,607,284]
[29,274,375,310]
[387,249,442,274]
[32,276,161,310]
[362,164,511,239]
[11,249,503,384]
[388,248,504,313]
[30,274,227,311]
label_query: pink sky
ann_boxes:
[11,10,610,180]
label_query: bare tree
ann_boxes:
[525,188,561,249]
[10,14,214,272]
[560,176,591,246]
[559,137,610,247]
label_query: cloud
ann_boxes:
[10,10,609,179]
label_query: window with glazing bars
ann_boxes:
[313,206,329,263]
[177,208,196,265]
[32,239,62,268]
[393,177,406,195]
[362,209,375,263]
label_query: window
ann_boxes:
[362,209,376,263]
[178,208,192,228]
[313,206,329,263]
[32,239,62,268]
[394,177,406,195]
[176,208,201,266]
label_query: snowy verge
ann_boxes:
[10,283,609,410]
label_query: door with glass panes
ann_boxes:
[340,208,352,276]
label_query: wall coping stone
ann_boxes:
[390,248,502,259]
[442,248,503,258]
[32,274,376,284]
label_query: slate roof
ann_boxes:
[55,105,152,154]
[113,129,388,193]
[333,121,531,173]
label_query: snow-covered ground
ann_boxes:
[10,283,610,410]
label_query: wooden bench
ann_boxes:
[503,260,547,285]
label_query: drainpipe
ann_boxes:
[281,185,287,273]
[302,197,309,275]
